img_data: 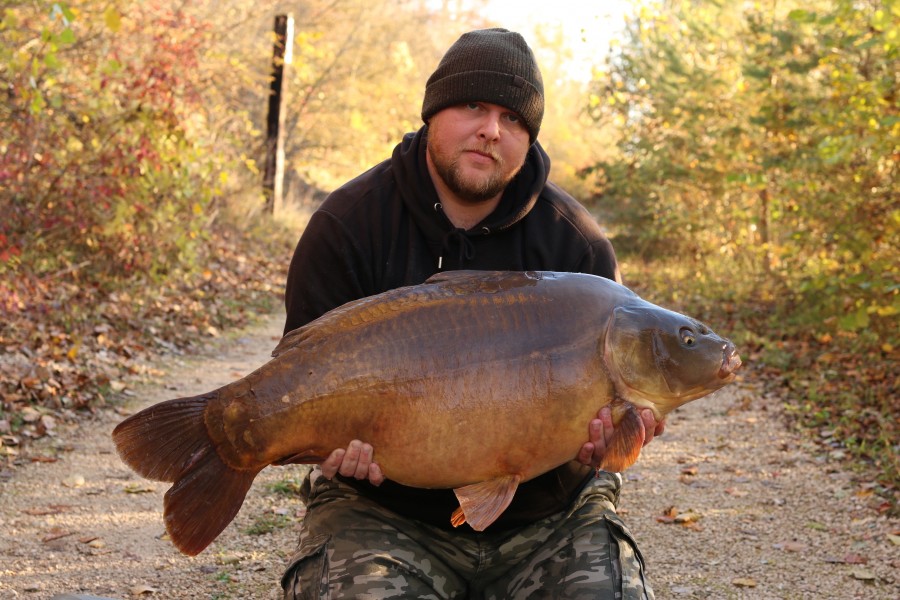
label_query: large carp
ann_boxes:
[113,270,741,556]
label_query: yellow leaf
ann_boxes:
[104,7,121,32]
[350,110,364,130]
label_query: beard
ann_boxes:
[427,143,521,204]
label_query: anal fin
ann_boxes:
[451,474,522,531]
[600,405,644,473]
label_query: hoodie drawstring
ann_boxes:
[439,228,476,270]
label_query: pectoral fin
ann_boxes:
[451,474,522,531]
[599,405,644,473]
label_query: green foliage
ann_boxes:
[589,1,898,500]
[587,0,898,352]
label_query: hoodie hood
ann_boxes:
[391,126,551,269]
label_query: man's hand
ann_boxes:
[576,407,666,468]
[320,439,385,486]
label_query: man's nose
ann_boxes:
[476,110,502,140]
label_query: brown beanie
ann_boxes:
[421,28,544,143]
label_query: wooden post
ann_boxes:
[263,13,294,215]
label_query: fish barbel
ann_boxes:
[113,270,741,555]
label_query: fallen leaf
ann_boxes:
[674,510,702,524]
[29,455,58,463]
[42,529,75,542]
[655,515,675,524]
[218,552,241,565]
[62,474,85,488]
[37,414,55,434]
[774,541,806,552]
[843,553,868,564]
[850,568,876,581]
[124,483,155,494]
[732,577,757,588]
[131,584,158,596]
[23,505,72,516]
[21,406,41,422]
[888,534,900,546]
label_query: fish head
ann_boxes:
[604,303,742,417]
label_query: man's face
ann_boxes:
[426,102,531,204]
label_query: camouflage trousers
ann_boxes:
[281,468,653,599]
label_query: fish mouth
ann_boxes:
[719,344,742,379]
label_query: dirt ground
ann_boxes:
[1,313,898,599]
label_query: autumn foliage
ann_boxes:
[1,2,240,281]
[0,0,294,447]
[587,0,898,501]
[0,0,478,458]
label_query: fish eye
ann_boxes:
[680,327,696,346]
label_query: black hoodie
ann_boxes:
[283,125,621,529]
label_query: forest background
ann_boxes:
[1,0,897,511]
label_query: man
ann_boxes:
[281,28,661,599]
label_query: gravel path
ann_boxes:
[1,314,897,599]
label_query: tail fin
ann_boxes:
[163,442,260,555]
[599,404,645,473]
[113,395,214,482]
[112,394,260,556]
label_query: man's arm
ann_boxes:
[283,209,370,334]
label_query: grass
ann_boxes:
[266,475,307,496]
[244,512,292,536]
